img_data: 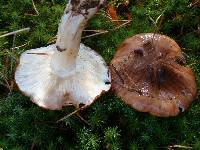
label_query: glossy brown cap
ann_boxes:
[110,33,197,117]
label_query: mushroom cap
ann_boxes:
[15,44,111,110]
[110,33,197,117]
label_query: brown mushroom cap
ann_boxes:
[110,33,197,117]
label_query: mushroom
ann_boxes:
[110,33,197,117]
[15,0,111,110]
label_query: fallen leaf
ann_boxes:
[107,4,119,25]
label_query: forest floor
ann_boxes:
[0,0,200,149]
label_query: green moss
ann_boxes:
[77,128,100,150]
[104,127,121,150]
[0,0,200,149]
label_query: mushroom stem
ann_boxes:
[15,0,111,110]
[51,0,105,78]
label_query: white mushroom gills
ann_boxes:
[15,0,111,110]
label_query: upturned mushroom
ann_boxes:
[110,33,197,117]
[15,0,111,110]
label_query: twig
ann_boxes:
[82,30,109,38]
[168,145,192,149]
[155,11,165,26]
[24,13,38,16]
[110,20,131,31]
[57,105,87,122]
[182,48,193,51]
[32,0,39,15]
[105,11,112,20]
[83,29,107,33]
[111,19,132,22]
[149,11,165,45]
[76,113,90,125]
[148,10,165,26]
[11,42,29,50]
[97,11,112,20]
[82,20,131,39]
[100,11,128,23]
[27,52,48,55]
[0,27,30,38]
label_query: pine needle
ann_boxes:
[0,28,30,38]
[57,105,88,122]
[168,145,193,149]
[32,0,39,15]
[82,20,131,39]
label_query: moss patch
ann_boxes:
[0,0,200,149]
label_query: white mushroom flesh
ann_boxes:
[15,0,111,109]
